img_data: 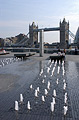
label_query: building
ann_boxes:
[0,38,4,47]
[29,22,38,47]
[60,18,69,49]
[74,27,79,48]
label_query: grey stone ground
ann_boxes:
[0,53,79,120]
[66,55,79,63]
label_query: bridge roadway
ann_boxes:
[0,53,79,120]
[33,27,60,32]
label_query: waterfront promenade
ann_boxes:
[0,52,79,120]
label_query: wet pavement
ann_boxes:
[0,54,79,120]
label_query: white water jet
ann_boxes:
[49,63,52,68]
[62,61,64,66]
[20,94,23,103]
[62,66,64,70]
[52,97,56,104]
[37,87,40,92]
[62,66,65,76]
[52,60,54,64]
[48,60,51,65]
[53,89,56,97]
[6,61,8,64]
[30,84,33,89]
[49,64,52,68]
[63,83,66,90]
[63,61,64,64]
[59,60,61,65]
[15,101,19,111]
[54,63,56,67]
[57,66,60,74]
[35,89,38,97]
[45,89,48,95]
[63,79,66,83]
[55,60,57,64]
[64,92,67,104]
[62,71,65,76]
[53,66,55,72]
[27,101,31,110]
[54,60,57,67]
[42,79,45,83]
[47,84,50,90]
[51,102,54,112]
[42,96,45,102]
[47,67,50,73]
[41,69,43,73]
[51,70,54,76]
[51,66,55,76]
[48,81,50,86]
[47,81,50,90]
[44,75,46,78]
[39,73,41,76]
[56,78,59,85]
[2,62,4,66]
[64,106,68,115]
[40,69,43,75]
[65,92,67,96]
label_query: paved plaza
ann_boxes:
[0,53,79,120]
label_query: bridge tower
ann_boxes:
[29,22,38,47]
[60,18,69,49]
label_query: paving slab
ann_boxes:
[0,54,79,120]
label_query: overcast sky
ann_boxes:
[0,0,79,43]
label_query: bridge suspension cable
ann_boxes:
[66,30,75,40]
[69,30,75,39]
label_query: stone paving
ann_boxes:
[0,54,79,120]
[66,61,79,120]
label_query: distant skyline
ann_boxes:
[0,0,79,43]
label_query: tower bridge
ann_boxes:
[12,18,75,50]
[29,18,70,49]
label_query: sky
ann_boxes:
[0,0,79,43]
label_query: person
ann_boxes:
[62,51,65,57]
[58,48,61,56]
[58,48,61,52]
[64,49,66,54]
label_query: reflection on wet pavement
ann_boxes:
[0,58,79,120]
[0,57,21,67]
